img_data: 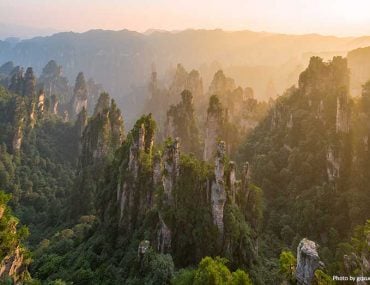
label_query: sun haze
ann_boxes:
[0,0,370,36]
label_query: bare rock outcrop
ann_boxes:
[296,238,321,285]
[0,246,27,284]
[211,141,227,236]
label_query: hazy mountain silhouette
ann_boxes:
[1,28,370,123]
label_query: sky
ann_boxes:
[1,0,370,37]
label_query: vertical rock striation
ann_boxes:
[296,238,321,285]
[211,141,227,236]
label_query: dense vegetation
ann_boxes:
[0,55,369,284]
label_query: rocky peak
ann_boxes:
[93,92,110,116]
[299,56,349,98]
[166,90,200,155]
[296,238,321,285]
[8,67,24,95]
[23,67,36,97]
[204,95,226,161]
[80,94,124,166]
[208,70,235,96]
[72,72,88,117]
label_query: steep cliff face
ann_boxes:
[71,93,125,217]
[39,60,69,101]
[237,56,360,284]
[204,95,226,161]
[169,64,203,104]
[12,98,26,152]
[299,56,350,132]
[23,67,36,97]
[162,138,180,204]
[71,72,88,118]
[0,246,27,284]
[116,115,155,224]
[296,239,321,285]
[0,193,30,284]
[208,70,235,96]
[166,90,201,156]
[211,141,227,236]
[80,94,124,166]
[50,94,59,115]
[336,92,350,133]
[326,145,340,181]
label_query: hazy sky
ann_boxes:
[1,0,370,36]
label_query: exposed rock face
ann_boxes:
[153,152,162,186]
[151,140,178,254]
[138,240,150,258]
[23,67,36,97]
[128,123,146,179]
[336,93,350,133]
[166,90,200,155]
[39,60,69,99]
[8,67,24,95]
[287,113,293,129]
[204,95,225,161]
[326,145,340,181]
[157,214,172,254]
[296,238,320,285]
[229,161,237,203]
[37,90,45,114]
[93,92,110,116]
[63,110,69,122]
[119,116,154,222]
[81,101,124,165]
[169,64,203,104]
[0,246,27,284]
[242,162,250,203]
[211,141,227,236]
[12,98,26,152]
[186,70,203,99]
[208,70,235,96]
[72,72,88,117]
[50,94,59,115]
[12,122,23,152]
[76,108,88,154]
[29,102,36,129]
[163,138,180,204]
[318,100,324,119]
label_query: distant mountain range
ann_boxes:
[1,28,370,122]
[0,22,58,40]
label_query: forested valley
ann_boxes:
[0,54,369,285]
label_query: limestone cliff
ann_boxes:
[208,70,235,96]
[80,94,124,166]
[117,115,154,223]
[296,238,321,285]
[71,72,88,118]
[0,193,30,284]
[0,246,28,284]
[166,90,201,156]
[162,138,180,204]
[204,95,226,161]
[211,141,227,236]
[169,64,203,104]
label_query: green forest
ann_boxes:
[0,55,368,285]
